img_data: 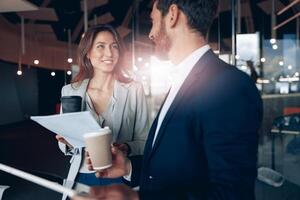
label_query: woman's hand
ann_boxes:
[55,134,73,148]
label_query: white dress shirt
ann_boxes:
[152,45,210,146]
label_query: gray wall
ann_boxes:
[0,60,38,125]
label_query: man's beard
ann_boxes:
[154,20,171,60]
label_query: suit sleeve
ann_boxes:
[200,71,262,200]
[126,83,150,156]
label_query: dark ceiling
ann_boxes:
[1,0,300,49]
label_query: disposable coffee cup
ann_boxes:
[84,127,112,170]
[61,96,82,113]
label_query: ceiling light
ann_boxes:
[67,70,72,75]
[270,38,276,44]
[279,61,284,66]
[51,72,56,76]
[34,59,39,65]
[17,70,22,76]
[260,58,266,63]
[272,44,278,50]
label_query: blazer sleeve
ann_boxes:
[126,83,150,156]
[200,71,263,200]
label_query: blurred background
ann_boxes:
[0,0,300,199]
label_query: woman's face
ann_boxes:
[87,31,120,73]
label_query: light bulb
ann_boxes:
[270,38,276,44]
[67,70,72,75]
[17,70,22,76]
[34,59,39,65]
[260,58,266,63]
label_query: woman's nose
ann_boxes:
[104,47,113,57]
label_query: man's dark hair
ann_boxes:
[155,0,219,37]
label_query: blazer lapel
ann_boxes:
[112,81,128,141]
[75,79,89,111]
[149,50,214,157]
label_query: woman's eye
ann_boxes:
[112,44,119,49]
[96,44,105,49]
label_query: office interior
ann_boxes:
[0,0,300,199]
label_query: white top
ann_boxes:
[80,91,116,173]
[152,45,210,146]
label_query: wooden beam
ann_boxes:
[277,0,300,16]
[274,11,300,30]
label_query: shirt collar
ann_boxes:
[172,45,210,85]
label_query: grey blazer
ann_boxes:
[58,79,150,189]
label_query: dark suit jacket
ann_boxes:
[130,50,263,200]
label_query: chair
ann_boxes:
[258,113,300,187]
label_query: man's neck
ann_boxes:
[168,33,207,65]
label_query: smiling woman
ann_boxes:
[56,24,150,191]
[74,24,129,84]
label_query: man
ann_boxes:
[74,0,263,199]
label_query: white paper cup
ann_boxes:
[84,127,112,170]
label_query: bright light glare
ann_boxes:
[150,56,173,95]
[260,58,266,63]
[51,72,56,76]
[67,58,73,63]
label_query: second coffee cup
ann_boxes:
[84,127,112,170]
[61,96,82,113]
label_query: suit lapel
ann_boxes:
[149,50,214,157]
[112,81,128,141]
[143,116,158,160]
[143,88,171,161]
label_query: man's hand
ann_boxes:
[113,143,131,155]
[72,184,139,200]
[85,145,131,178]
[55,135,73,148]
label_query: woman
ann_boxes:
[56,25,149,187]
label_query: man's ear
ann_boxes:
[167,4,179,28]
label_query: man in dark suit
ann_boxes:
[73,0,263,199]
